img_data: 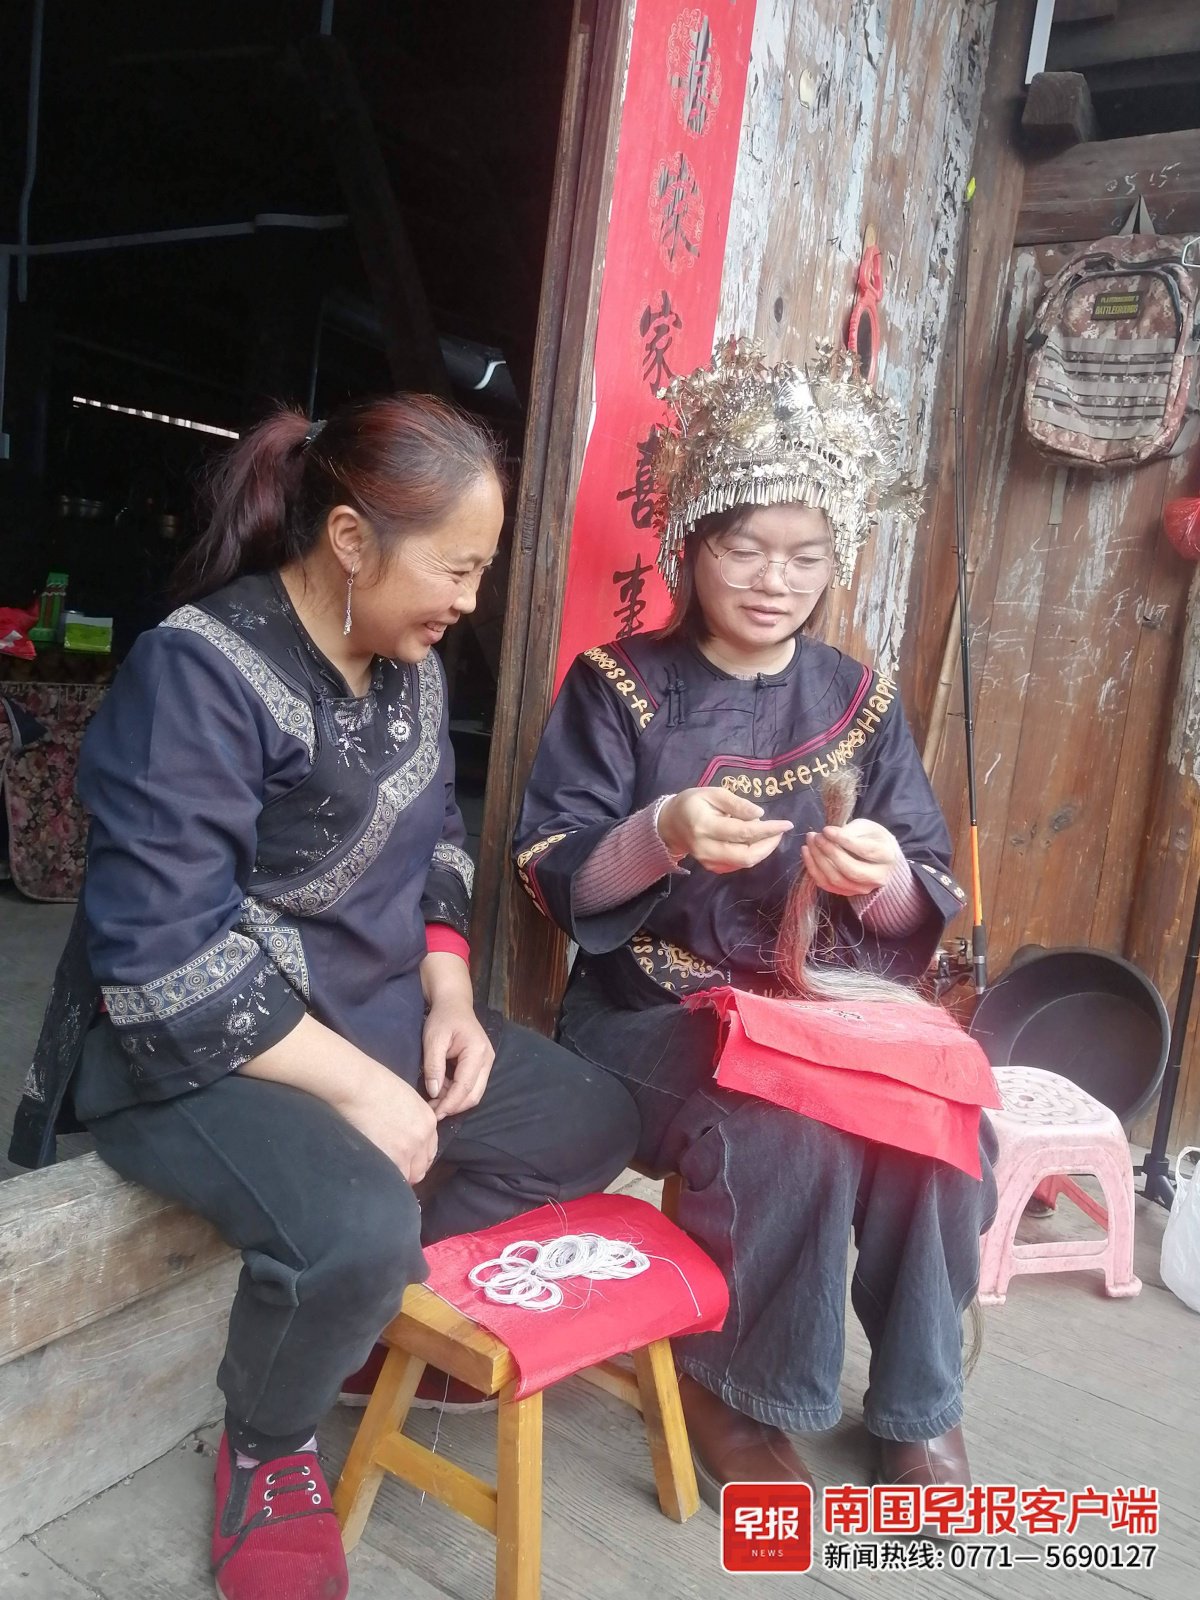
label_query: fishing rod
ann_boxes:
[952,178,987,995]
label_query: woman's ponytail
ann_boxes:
[173,393,505,605]
[173,409,310,602]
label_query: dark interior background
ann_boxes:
[1,0,569,759]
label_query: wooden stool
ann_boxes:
[333,1282,699,1600]
[629,1159,684,1224]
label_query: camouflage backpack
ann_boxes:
[1023,234,1200,467]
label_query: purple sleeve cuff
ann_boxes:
[850,857,929,937]
[574,805,684,917]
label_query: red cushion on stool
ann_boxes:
[422,1193,729,1398]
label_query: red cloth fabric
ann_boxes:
[422,1193,729,1398]
[423,924,470,963]
[0,606,38,660]
[686,987,1000,1178]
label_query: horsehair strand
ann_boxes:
[775,769,924,1006]
[773,776,986,1362]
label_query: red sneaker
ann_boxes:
[212,1431,347,1600]
[338,1344,495,1412]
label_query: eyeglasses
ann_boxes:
[707,544,832,595]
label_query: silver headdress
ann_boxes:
[650,338,922,591]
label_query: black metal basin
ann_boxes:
[968,947,1170,1128]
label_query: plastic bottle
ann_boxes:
[29,572,68,647]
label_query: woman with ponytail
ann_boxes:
[515,343,998,1507]
[14,395,638,1600]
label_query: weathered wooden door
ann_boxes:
[468,0,634,1027]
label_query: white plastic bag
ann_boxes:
[1161,1147,1200,1313]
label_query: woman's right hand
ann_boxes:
[332,1064,440,1184]
[244,1012,439,1183]
[657,787,793,874]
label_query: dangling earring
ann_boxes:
[343,562,357,637]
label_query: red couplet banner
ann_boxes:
[552,1,757,693]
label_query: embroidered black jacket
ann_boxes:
[514,630,965,1010]
[11,572,471,1168]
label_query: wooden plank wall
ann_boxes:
[716,0,995,676]
[906,76,1200,1143]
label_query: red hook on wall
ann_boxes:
[846,227,884,385]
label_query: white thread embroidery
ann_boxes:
[263,655,443,916]
[468,1234,651,1312]
[103,931,261,1025]
[237,898,311,1001]
[161,605,317,760]
[432,841,475,895]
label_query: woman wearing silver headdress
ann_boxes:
[515,342,997,1499]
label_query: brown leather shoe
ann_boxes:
[678,1375,814,1512]
[874,1424,972,1487]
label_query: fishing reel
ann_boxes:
[932,939,975,998]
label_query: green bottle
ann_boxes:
[29,572,68,647]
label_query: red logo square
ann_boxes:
[721,1482,814,1573]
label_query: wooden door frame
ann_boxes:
[469,0,634,1028]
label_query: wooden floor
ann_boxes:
[2,888,1198,1598]
[0,1178,1193,1600]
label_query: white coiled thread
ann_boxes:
[468,1233,650,1311]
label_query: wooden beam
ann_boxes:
[1082,53,1200,93]
[0,1257,235,1551]
[1054,0,1119,19]
[1021,72,1098,147]
[1130,565,1200,1151]
[901,0,1039,745]
[1017,128,1200,244]
[1046,0,1200,69]
[300,36,449,396]
[0,1152,232,1368]
[470,0,629,1023]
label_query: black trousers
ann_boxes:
[559,970,997,1440]
[78,1016,640,1459]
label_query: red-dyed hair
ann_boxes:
[173,394,506,602]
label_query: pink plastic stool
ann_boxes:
[978,1065,1142,1305]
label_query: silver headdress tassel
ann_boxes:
[650,339,922,592]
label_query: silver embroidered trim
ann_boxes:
[431,841,475,895]
[161,605,317,760]
[103,931,261,1026]
[237,897,312,1001]
[264,655,444,917]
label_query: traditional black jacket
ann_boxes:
[11,571,471,1168]
[514,630,965,1011]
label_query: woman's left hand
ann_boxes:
[422,1001,496,1120]
[802,818,903,898]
